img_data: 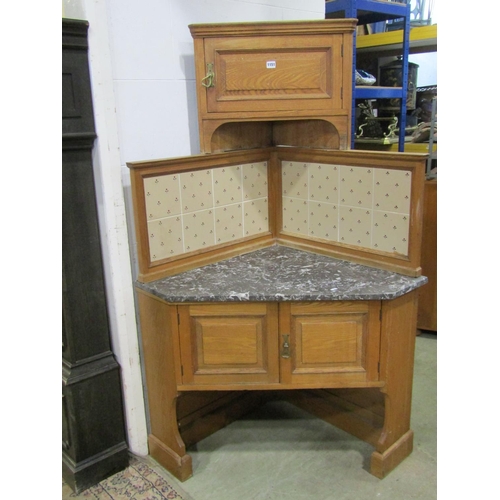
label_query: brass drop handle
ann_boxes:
[281,334,290,359]
[201,62,215,88]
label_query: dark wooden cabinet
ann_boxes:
[62,18,128,494]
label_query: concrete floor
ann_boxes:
[154,333,437,500]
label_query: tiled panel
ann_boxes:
[147,216,184,261]
[373,168,412,214]
[242,162,269,201]
[180,169,214,213]
[309,163,339,204]
[372,210,410,255]
[339,206,372,248]
[215,203,244,244]
[244,198,269,237]
[281,161,412,256]
[339,165,374,208]
[308,201,339,241]
[144,173,182,220]
[282,197,309,237]
[145,162,268,262]
[282,161,308,199]
[183,209,216,253]
[214,165,243,206]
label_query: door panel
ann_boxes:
[299,314,361,367]
[178,303,279,386]
[204,35,343,113]
[280,301,381,386]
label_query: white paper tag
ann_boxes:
[266,61,276,69]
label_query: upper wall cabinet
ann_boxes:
[189,20,357,152]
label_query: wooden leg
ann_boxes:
[370,291,418,478]
[148,394,193,482]
[137,290,193,481]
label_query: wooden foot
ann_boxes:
[370,430,413,478]
[149,435,193,482]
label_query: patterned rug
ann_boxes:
[62,454,194,500]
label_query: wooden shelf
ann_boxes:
[357,24,437,53]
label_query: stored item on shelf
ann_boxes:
[355,100,397,139]
[416,85,437,123]
[411,121,437,143]
[357,116,398,139]
[355,69,376,86]
[379,57,419,110]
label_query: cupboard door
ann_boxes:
[203,35,344,114]
[279,301,381,387]
[178,303,279,386]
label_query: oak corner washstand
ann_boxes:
[128,19,428,481]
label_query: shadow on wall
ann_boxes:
[181,54,201,155]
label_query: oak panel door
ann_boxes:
[203,35,344,113]
[178,303,279,386]
[279,301,381,386]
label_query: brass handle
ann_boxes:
[281,334,290,359]
[201,63,215,88]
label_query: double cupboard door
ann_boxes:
[176,300,382,390]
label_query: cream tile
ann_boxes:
[180,169,214,214]
[281,161,308,199]
[144,173,182,221]
[338,206,372,249]
[372,210,410,256]
[308,201,339,241]
[147,215,184,262]
[244,198,269,237]
[373,168,412,214]
[339,165,374,209]
[215,203,244,244]
[182,209,215,253]
[213,165,243,206]
[308,163,339,204]
[282,196,309,237]
[242,162,268,201]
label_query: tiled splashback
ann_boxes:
[282,161,412,256]
[144,162,269,262]
[144,159,412,263]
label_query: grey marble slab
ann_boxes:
[137,245,427,303]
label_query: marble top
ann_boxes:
[137,245,427,303]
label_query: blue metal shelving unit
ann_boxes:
[325,0,411,151]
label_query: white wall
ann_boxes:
[108,0,326,164]
[62,0,325,457]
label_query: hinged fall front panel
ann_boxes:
[203,35,344,113]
